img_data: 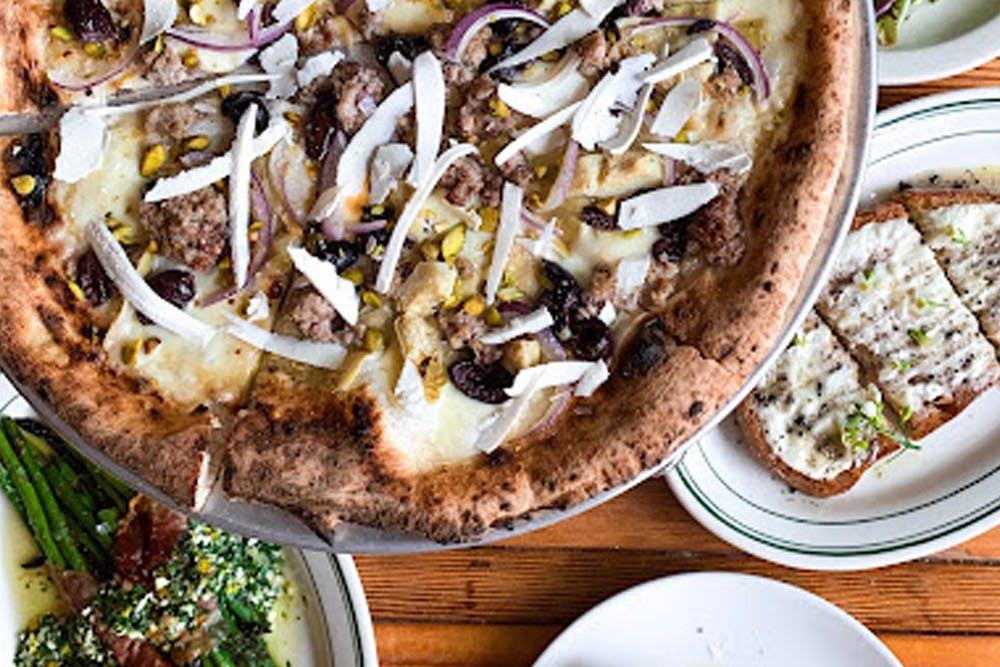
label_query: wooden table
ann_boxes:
[356,58,1000,667]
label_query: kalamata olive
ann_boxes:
[653,220,690,264]
[687,18,716,34]
[714,40,754,86]
[146,270,196,309]
[538,260,584,333]
[315,239,359,272]
[220,91,270,134]
[448,359,514,404]
[567,317,614,361]
[63,0,118,43]
[303,91,338,161]
[620,317,670,378]
[373,34,428,66]
[579,204,617,231]
[76,249,115,307]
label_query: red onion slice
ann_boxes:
[540,140,578,212]
[875,0,896,18]
[348,220,389,235]
[247,172,275,281]
[445,3,549,61]
[166,17,291,52]
[49,46,140,92]
[625,17,771,100]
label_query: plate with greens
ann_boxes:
[875,0,1000,85]
[0,377,378,667]
[667,88,1000,570]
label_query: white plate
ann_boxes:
[0,372,378,667]
[877,0,1000,86]
[533,572,902,667]
[667,88,1000,571]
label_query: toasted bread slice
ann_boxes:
[816,203,1000,439]
[737,314,899,496]
[899,189,1000,349]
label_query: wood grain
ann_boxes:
[358,58,1000,667]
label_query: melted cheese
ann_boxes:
[818,216,997,419]
[750,315,879,481]
[909,202,1000,348]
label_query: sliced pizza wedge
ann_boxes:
[899,189,1000,351]
[816,203,1000,439]
[0,75,304,505]
[737,314,901,497]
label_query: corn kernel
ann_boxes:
[485,306,504,327]
[120,339,143,366]
[112,225,138,244]
[66,279,85,302]
[341,266,365,285]
[284,111,302,126]
[153,34,164,53]
[10,174,36,196]
[420,241,440,261]
[218,84,232,99]
[146,240,159,254]
[143,337,161,354]
[462,295,485,316]
[534,165,548,178]
[497,286,524,302]
[556,1,572,16]
[295,3,318,31]
[362,290,383,308]
[441,225,465,262]
[478,206,499,232]
[528,192,544,208]
[184,135,210,152]
[489,99,511,118]
[218,256,232,270]
[541,49,561,62]
[182,50,199,68]
[140,144,167,177]
[675,130,690,144]
[596,198,617,216]
[83,43,102,58]
[488,42,503,56]
[51,26,73,42]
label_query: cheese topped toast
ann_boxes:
[900,190,1000,350]
[817,203,999,439]
[737,314,899,496]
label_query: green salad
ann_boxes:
[0,417,290,667]
[876,0,933,46]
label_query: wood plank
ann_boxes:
[495,479,734,552]
[879,59,1000,109]
[356,549,1000,633]
[489,478,1000,560]
[371,622,1000,667]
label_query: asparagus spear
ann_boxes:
[0,427,65,567]
[7,422,89,571]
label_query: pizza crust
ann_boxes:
[0,0,54,114]
[0,137,217,506]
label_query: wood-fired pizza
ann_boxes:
[0,0,855,541]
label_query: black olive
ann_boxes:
[714,40,754,87]
[63,0,118,43]
[303,91,338,161]
[146,269,196,309]
[220,91,270,134]
[481,19,543,73]
[76,249,115,306]
[538,260,584,333]
[567,317,614,361]
[653,219,690,264]
[687,18,716,34]
[620,318,670,378]
[316,239,359,272]
[448,359,514,404]
[579,204,617,231]
[372,33,429,66]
